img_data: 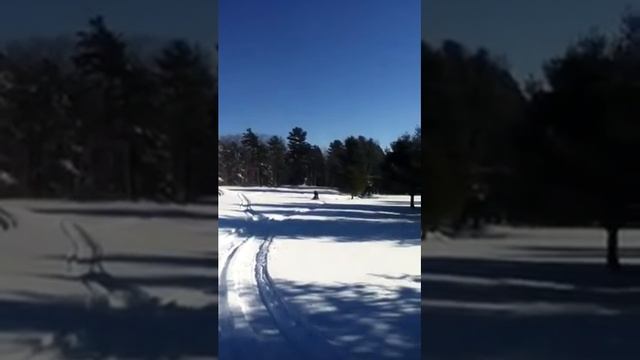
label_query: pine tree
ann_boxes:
[73,16,131,198]
[383,130,421,208]
[343,136,367,196]
[309,145,325,186]
[266,136,287,186]
[286,127,311,185]
[219,138,243,185]
[326,140,346,188]
[156,39,216,201]
[240,128,260,185]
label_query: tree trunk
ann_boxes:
[606,226,621,271]
[125,142,137,201]
[472,215,480,231]
[181,148,190,203]
[410,194,415,208]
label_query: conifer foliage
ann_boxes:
[0,16,217,201]
[219,126,421,207]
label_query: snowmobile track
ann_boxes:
[222,190,347,359]
[0,206,18,230]
[218,235,256,360]
[59,220,155,306]
[254,235,347,360]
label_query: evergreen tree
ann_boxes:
[343,136,367,196]
[422,40,524,237]
[361,137,385,191]
[240,128,260,185]
[383,130,421,208]
[266,136,287,186]
[286,127,311,185]
[0,16,216,202]
[326,140,346,188]
[308,145,326,186]
[219,138,243,185]
[1,55,71,196]
[522,13,640,269]
[156,39,216,201]
[73,16,132,198]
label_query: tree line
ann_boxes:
[423,10,640,269]
[0,16,217,202]
[219,126,421,207]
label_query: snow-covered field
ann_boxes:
[218,186,421,360]
[423,226,640,359]
[0,199,217,359]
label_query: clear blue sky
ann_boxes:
[0,0,217,51]
[423,0,636,83]
[219,0,420,149]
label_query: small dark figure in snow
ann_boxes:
[312,190,319,200]
[361,184,374,198]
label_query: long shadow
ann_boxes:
[251,209,419,221]
[252,202,420,215]
[373,198,421,206]
[226,187,340,196]
[0,294,217,360]
[220,199,420,243]
[272,280,421,360]
[0,206,18,231]
[1,251,218,359]
[219,216,419,244]
[43,254,215,269]
[422,256,640,359]
[43,273,217,294]
[29,207,217,221]
[512,245,640,259]
[422,257,640,288]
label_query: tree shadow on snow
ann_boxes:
[422,255,640,359]
[511,245,640,259]
[29,206,218,221]
[43,253,216,270]
[0,206,18,231]
[252,201,419,214]
[0,294,217,360]
[0,252,218,359]
[225,187,340,196]
[219,201,420,244]
[271,280,421,360]
[219,213,419,245]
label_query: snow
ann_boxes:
[0,199,217,359]
[59,159,80,176]
[0,171,17,186]
[423,225,640,359]
[218,186,421,360]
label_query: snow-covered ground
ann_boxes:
[218,186,421,360]
[423,226,640,359]
[0,199,217,359]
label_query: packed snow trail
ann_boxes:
[0,206,17,230]
[0,199,218,359]
[219,186,421,360]
[219,190,346,360]
[60,220,156,308]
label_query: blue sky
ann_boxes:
[219,0,420,149]
[423,0,636,83]
[0,0,217,51]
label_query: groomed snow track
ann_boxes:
[219,190,347,360]
[0,206,17,230]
